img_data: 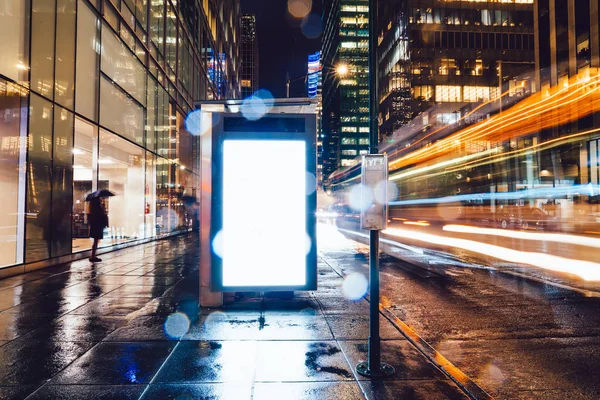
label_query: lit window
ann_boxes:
[435,85,462,102]
[341,159,359,166]
[342,149,357,156]
[359,127,369,133]
[341,137,356,144]
[341,126,357,132]
[439,59,458,76]
[358,138,369,145]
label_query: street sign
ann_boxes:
[360,154,388,230]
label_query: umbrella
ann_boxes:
[85,189,116,201]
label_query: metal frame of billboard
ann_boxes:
[209,113,318,292]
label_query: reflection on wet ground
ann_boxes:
[328,221,600,399]
[0,233,467,400]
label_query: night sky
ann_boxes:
[240,0,323,98]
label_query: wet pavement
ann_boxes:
[0,233,467,400]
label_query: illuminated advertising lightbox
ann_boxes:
[211,115,317,292]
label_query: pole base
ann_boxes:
[356,361,395,378]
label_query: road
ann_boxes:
[323,219,600,399]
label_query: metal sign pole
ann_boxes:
[356,0,394,378]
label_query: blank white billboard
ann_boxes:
[221,140,307,287]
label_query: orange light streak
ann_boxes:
[388,69,600,171]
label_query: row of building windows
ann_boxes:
[341,5,369,12]
[412,85,500,102]
[341,126,371,133]
[341,137,371,145]
[341,16,369,27]
[411,30,534,51]
[410,7,533,27]
[340,28,369,37]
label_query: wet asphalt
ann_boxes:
[332,220,600,399]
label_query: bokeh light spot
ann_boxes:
[164,312,190,339]
[301,13,322,39]
[305,172,317,195]
[185,109,202,136]
[342,273,368,301]
[347,184,373,212]
[305,233,312,255]
[241,96,267,121]
[288,0,312,19]
[212,230,224,258]
[204,311,228,328]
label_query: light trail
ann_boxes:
[388,68,600,171]
[382,227,600,281]
[443,224,600,249]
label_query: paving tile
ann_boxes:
[125,276,181,286]
[318,297,370,315]
[26,384,146,400]
[0,336,96,385]
[66,296,157,316]
[325,314,406,340]
[103,315,197,342]
[87,275,139,286]
[99,265,145,275]
[255,313,334,340]
[338,340,448,381]
[140,383,252,400]
[50,342,176,385]
[253,382,365,400]
[359,380,468,400]
[183,312,264,341]
[124,266,160,276]
[262,297,321,312]
[0,311,57,340]
[154,341,258,383]
[2,296,90,316]
[101,284,170,298]
[254,341,354,382]
[30,315,128,342]
[0,290,26,312]
[60,282,123,297]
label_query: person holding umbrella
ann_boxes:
[85,189,114,262]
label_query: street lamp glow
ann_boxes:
[336,64,349,76]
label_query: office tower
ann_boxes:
[322,0,370,180]
[241,13,259,98]
[378,0,536,140]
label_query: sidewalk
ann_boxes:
[0,230,468,399]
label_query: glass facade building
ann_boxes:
[322,0,370,179]
[378,0,535,139]
[0,0,241,271]
[240,13,259,98]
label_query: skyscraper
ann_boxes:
[307,51,324,182]
[378,0,536,140]
[322,0,370,180]
[241,13,259,98]
[535,0,600,187]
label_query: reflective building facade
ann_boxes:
[0,0,241,272]
[241,13,259,98]
[378,0,535,140]
[322,0,370,180]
